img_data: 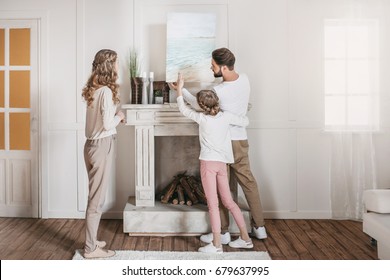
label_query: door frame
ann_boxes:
[0,10,48,218]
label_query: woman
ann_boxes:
[81,49,125,259]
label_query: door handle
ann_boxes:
[31,116,38,133]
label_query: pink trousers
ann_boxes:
[200,160,246,234]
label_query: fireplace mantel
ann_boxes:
[121,104,250,235]
[122,103,198,207]
[123,103,196,128]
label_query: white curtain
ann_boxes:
[325,1,382,220]
[330,133,377,220]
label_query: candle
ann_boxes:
[149,72,154,79]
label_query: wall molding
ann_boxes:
[76,0,88,215]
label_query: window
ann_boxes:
[0,27,31,150]
[324,19,379,131]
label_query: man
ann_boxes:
[172,47,267,244]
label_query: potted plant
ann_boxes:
[129,48,143,104]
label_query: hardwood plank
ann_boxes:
[327,220,376,259]
[261,220,287,260]
[316,220,367,259]
[308,220,356,259]
[51,219,87,260]
[98,219,120,248]
[134,236,150,251]
[296,220,345,259]
[265,219,299,259]
[148,236,163,251]
[251,237,267,252]
[0,217,16,231]
[273,219,314,259]
[187,236,200,252]
[4,219,52,259]
[121,235,138,251]
[111,220,127,250]
[173,236,187,251]
[4,219,42,251]
[0,218,36,246]
[284,219,327,260]
[33,219,68,251]
[343,219,365,234]
[161,236,174,251]
[11,219,49,259]
[338,220,373,244]
[33,219,74,260]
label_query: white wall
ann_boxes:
[1,0,390,218]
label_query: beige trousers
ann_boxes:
[83,135,115,253]
[220,140,265,232]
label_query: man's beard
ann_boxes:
[213,69,223,78]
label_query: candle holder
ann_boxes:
[149,76,154,104]
[141,75,148,105]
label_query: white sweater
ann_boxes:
[181,73,251,140]
[85,86,121,140]
[177,96,248,163]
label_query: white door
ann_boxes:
[0,20,39,217]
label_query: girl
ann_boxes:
[175,73,253,253]
[81,49,125,259]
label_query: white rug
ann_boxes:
[72,250,271,260]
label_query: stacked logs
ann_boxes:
[159,172,207,206]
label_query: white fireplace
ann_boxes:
[122,104,250,235]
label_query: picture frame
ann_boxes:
[153,81,170,104]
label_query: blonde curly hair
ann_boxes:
[82,49,120,107]
[196,90,220,116]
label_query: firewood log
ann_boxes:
[186,200,193,206]
[161,178,179,204]
[180,176,199,204]
[187,176,207,204]
[171,191,179,205]
[176,184,185,205]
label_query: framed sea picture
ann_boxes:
[166,12,217,83]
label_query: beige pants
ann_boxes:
[220,140,265,232]
[83,135,115,253]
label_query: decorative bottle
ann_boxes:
[149,72,154,104]
[141,72,148,105]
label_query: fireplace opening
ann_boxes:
[155,136,200,192]
[154,136,207,206]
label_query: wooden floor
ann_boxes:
[0,218,377,260]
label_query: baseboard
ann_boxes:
[263,211,332,219]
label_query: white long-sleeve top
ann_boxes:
[177,96,249,163]
[85,86,121,140]
[181,73,250,140]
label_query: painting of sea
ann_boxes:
[166,12,217,83]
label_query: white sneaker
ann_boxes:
[228,237,254,249]
[96,240,106,248]
[252,226,267,239]
[84,247,116,259]
[200,232,231,244]
[198,243,223,254]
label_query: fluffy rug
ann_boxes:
[72,250,271,260]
